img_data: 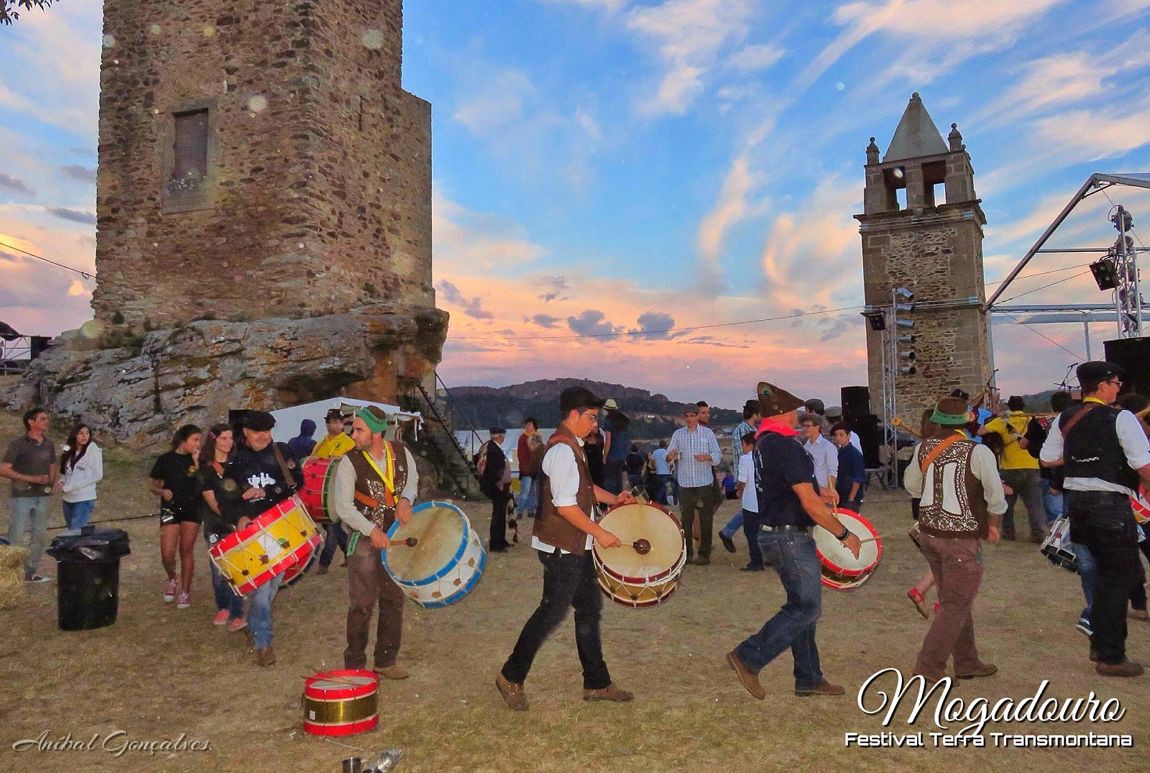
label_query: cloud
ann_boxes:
[696,155,756,284]
[567,309,622,336]
[452,68,536,137]
[1032,106,1150,161]
[726,43,785,72]
[46,207,96,225]
[537,275,570,303]
[630,311,675,339]
[529,313,561,328]
[0,172,34,197]
[436,279,495,320]
[433,192,547,271]
[60,165,97,184]
[625,0,757,115]
[540,0,629,12]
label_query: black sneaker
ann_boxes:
[719,533,736,553]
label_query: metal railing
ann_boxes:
[406,373,484,495]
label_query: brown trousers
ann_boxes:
[914,533,984,679]
[344,534,406,669]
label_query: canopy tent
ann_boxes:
[270,397,422,445]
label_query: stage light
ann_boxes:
[1111,208,1133,233]
[898,364,917,375]
[862,307,886,331]
[1090,258,1119,291]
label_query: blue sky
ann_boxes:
[3,0,1150,410]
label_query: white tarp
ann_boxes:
[270,398,422,445]
[454,427,556,473]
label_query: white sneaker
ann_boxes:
[163,578,178,602]
[176,592,191,609]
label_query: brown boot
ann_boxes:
[256,646,276,667]
[795,679,846,696]
[726,650,765,700]
[583,683,634,702]
[495,673,528,711]
[374,664,409,680]
[1096,660,1144,677]
[955,662,998,680]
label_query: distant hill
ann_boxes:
[445,378,741,440]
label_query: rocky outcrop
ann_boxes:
[4,305,447,447]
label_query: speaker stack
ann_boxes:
[1103,337,1150,397]
[840,386,881,469]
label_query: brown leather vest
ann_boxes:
[346,442,409,531]
[532,425,597,554]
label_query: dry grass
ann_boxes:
[1,408,1148,772]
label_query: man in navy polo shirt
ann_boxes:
[727,381,861,699]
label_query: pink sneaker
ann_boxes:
[176,592,191,609]
[227,617,247,633]
[213,609,230,626]
[163,578,178,603]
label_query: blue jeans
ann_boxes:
[247,573,282,649]
[734,530,823,689]
[1074,542,1096,620]
[720,509,765,567]
[655,475,676,505]
[1040,479,1064,524]
[319,521,347,568]
[62,500,95,530]
[205,534,245,619]
[516,476,535,517]
[720,511,744,538]
[8,496,50,576]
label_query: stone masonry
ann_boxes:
[10,0,448,445]
[91,0,432,331]
[855,93,991,424]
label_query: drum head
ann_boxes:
[595,503,684,581]
[309,672,376,693]
[814,510,881,578]
[386,501,467,582]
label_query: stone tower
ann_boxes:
[855,93,991,422]
[13,0,447,445]
[92,0,433,330]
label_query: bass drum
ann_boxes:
[593,502,686,608]
[382,500,486,608]
[813,509,882,591]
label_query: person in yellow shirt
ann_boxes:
[979,395,1044,542]
[312,408,354,573]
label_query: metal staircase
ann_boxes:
[402,373,483,499]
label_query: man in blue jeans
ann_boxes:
[1,407,57,582]
[727,382,860,699]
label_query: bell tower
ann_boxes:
[855,92,991,424]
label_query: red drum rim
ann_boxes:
[235,531,321,595]
[304,715,379,737]
[304,669,380,700]
[818,509,882,578]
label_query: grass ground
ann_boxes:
[0,409,1147,772]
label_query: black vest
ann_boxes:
[1061,404,1140,492]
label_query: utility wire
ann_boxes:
[998,312,1086,360]
[0,239,94,280]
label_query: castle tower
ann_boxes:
[855,93,991,422]
[91,0,434,332]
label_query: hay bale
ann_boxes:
[0,545,28,608]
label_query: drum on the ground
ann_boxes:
[593,501,686,608]
[1041,515,1078,572]
[382,500,486,608]
[813,509,882,591]
[208,495,323,596]
[302,669,379,737]
[299,457,340,524]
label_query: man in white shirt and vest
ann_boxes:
[496,386,637,710]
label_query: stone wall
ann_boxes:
[861,207,991,423]
[91,0,432,336]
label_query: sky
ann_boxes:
[2,0,1150,411]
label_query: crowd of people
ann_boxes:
[4,360,1150,700]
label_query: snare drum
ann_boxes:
[382,501,486,608]
[302,669,380,737]
[1040,516,1078,572]
[813,509,882,591]
[208,495,323,596]
[1131,485,1150,525]
[593,502,686,608]
[299,457,340,524]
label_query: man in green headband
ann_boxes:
[332,405,420,679]
[903,395,1006,684]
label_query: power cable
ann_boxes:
[0,239,94,280]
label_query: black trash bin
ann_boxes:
[46,528,131,631]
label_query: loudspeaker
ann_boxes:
[841,386,871,426]
[854,414,882,469]
[1103,337,1150,397]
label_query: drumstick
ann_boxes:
[856,535,881,545]
[388,537,419,548]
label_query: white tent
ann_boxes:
[270,397,422,445]
[454,427,556,473]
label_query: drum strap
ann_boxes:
[919,434,963,474]
[1058,402,1098,439]
[271,443,296,490]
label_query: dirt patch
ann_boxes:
[1,411,1147,772]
